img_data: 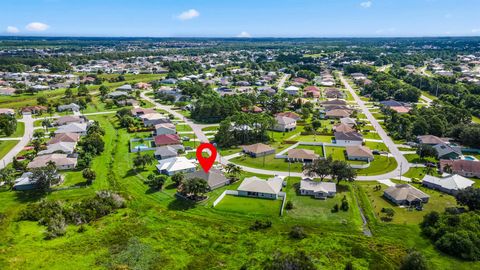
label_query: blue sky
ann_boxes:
[2,0,480,37]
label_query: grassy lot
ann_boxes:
[365,141,389,152]
[325,146,346,160]
[362,131,381,140]
[218,147,242,156]
[0,140,19,160]
[214,195,282,217]
[403,167,440,180]
[201,126,219,132]
[296,134,333,143]
[231,153,303,172]
[0,108,477,269]
[357,156,397,176]
[296,144,324,157]
[0,122,24,138]
[175,123,193,132]
[357,181,457,225]
[403,154,436,164]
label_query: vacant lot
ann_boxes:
[214,195,283,217]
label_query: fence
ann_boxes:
[212,190,238,207]
[129,137,156,153]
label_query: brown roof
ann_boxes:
[131,108,157,116]
[417,135,446,145]
[334,123,355,133]
[287,149,319,160]
[242,143,274,154]
[346,145,373,159]
[275,112,301,120]
[27,154,77,169]
[390,106,411,114]
[47,133,80,145]
[326,109,351,118]
[440,159,480,174]
[334,131,363,141]
[384,184,430,202]
[321,99,347,106]
[154,134,181,146]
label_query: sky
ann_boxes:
[1,0,480,37]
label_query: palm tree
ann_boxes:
[443,164,453,174]
[225,164,242,182]
[42,118,51,132]
[0,167,16,190]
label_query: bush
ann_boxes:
[341,195,349,211]
[289,226,307,239]
[285,201,293,210]
[263,250,316,270]
[400,250,429,270]
[331,203,339,213]
[250,220,272,231]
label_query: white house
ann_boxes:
[334,131,363,146]
[422,174,475,195]
[299,178,337,199]
[154,123,176,136]
[273,116,296,132]
[55,122,88,135]
[284,86,300,95]
[156,157,196,176]
[237,176,284,199]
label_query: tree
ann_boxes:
[179,177,209,200]
[30,161,60,192]
[304,156,332,181]
[64,88,73,98]
[225,163,242,182]
[41,118,51,132]
[171,173,184,187]
[0,114,17,136]
[99,85,109,96]
[416,145,437,159]
[80,132,104,155]
[77,85,89,96]
[133,153,155,170]
[145,174,167,191]
[331,160,356,184]
[400,250,429,270]
[82,168,96,185]
[311,119,322,131]
[0,167,16,189]
[33,129,45,140]
[37,96,48,105]
[455,187,480,211]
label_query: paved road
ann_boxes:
[140,91,210,143]
[339,73,410,180]
[0,115,34,169]
[277,74,290,89]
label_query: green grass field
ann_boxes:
[215,195,282,217]
[296,144,325,157]
[0,122,24,138]
[231,153,303,172]
[357,156,397,176]
[0,140,19,160]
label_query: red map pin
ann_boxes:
[196,143,217,173]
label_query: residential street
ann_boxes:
[0,115,34,169]
[277,73,290,89]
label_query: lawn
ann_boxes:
[357,181,458,224]
[296,144,324,157]
[362,131,381,140]
[324,146,346,160]
[365,141,389,152]
[231,153,303,172]
[201,126,219,132]
[404,153,436,164]
[214,195,283,217]
[296,134,333,143]
[0,140,19,160]
[403,167,440,180]
[0,122,24,138]
[356,156,397,176]
[175,123,193,132]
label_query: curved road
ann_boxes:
[0,115,34,170]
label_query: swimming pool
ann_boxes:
[464,156,476,161]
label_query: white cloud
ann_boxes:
[25,22,50,32]
[236,31,252,38]
[177,9,200,21]
[6,26,20,33]
[360,1,372,8]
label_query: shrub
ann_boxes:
[341,195,349,211]
[285,201,294,210]
[250,220,272,231]
[289,226,307,239]
[331,204,339,213]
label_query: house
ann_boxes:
[299,178,336,199]
[303,86,320,98]
[325,109,352,119]
[433,143,462,160]
[346,145,374,162]
[54,115,85,126]
[324,88,345,99]
[334,131,363,146]
[131,108,157,117]
[21,105,47,115]
[38,142,76,156]
[293,77,308,84]
[242,143,275,157]
[379,100,411,114]
[383,184,430,206]
[154,134,181,147]
[340,117,356,127]
[160,78,178,85]
[0,108,15,116]
[116,84,133,92]
[156,156,196,176]
[237,176,284,199]
[417,135,447,145]
[47,133,80,145]
[321,99,347,106]
[154,123,176,136]
[440,159,480,178]
[106,91,129,99]
[284,86,300,95]
[55,122,88,135]
[57,103,80,112]
[154,145,184,160]
[185,169,230,190]
[422,174,475,195]
[0,87,16,96]
[333,123,355,133]
[140,113,170,127]
[12,171,63,191]
[287,149,319,162]
[134,82,151,89]
[351,73,367,81]
[275,112,301,121]
[273,116,296,132]
[27,154,78,170]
